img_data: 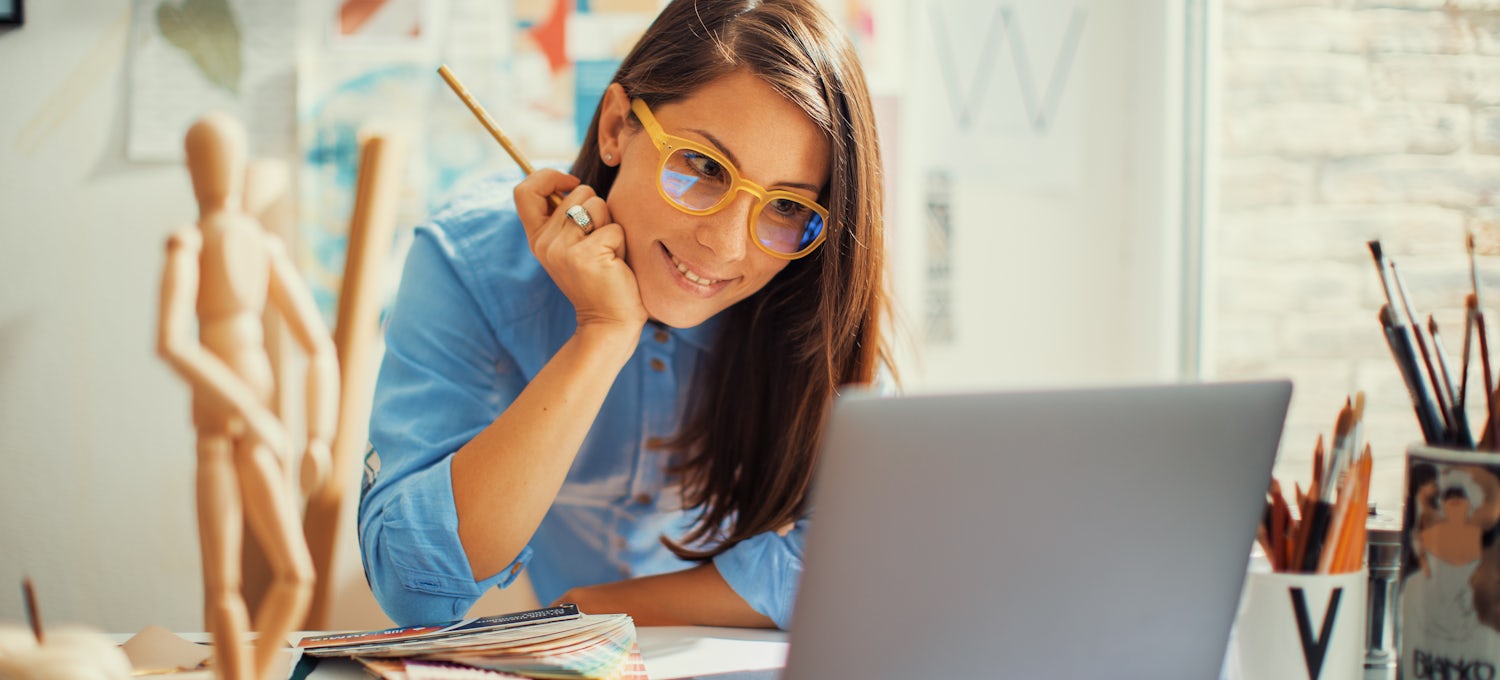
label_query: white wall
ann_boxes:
[889,0,1189,390]
[0,0,542,634]
[1209,0,1500,513]
[0,1,209,632]
[0,0,1193,633]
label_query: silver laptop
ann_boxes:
[783,380,1293,680]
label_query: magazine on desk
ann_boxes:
[297,605,646,679]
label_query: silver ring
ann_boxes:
[566,204,594,234]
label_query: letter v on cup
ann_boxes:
[1229,568,1366,680]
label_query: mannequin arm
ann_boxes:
[156,229,289,456]
[264,235,339,487]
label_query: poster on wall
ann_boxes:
[127,0,298,162]
[296,0,455,321]
[909,0,1087,189]
[297,0,657,323]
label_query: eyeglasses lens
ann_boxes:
[660,148,824,256]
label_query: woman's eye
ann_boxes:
[684,151,727,180]
[769,198,811,219]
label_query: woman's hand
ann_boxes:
[515,170,647,337]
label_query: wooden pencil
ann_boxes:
[436,64,560,208]
[1342,449,1373,573]
[1318,464,1359,574]
[1271,480,1292,571]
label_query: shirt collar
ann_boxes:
[660,312,724,351]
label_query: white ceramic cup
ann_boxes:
[1230,568,1366,680]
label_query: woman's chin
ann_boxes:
[642,298,717,330]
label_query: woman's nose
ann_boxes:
[695,191,755,260]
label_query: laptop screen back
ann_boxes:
[783,380,1292,680]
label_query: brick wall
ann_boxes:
[1215,0,1500,510]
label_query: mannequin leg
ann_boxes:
[235,438,313,679]
[198,434,250,680]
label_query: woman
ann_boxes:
[359,0,892,630]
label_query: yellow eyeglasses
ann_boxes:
[632,98,829,259]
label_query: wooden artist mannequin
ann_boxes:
[157,113,339,680]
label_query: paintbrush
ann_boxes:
[1391,258,1458,437]
[1324,398,1353,488]
[1470,304,1494,447]
[1334,393,1366,487]
[1465,235,1483,411]
[1370,241,1448,443]
[1462,293,1476,411]
[1472,233,1485,309]
[1301,406,1352,572]
[437,64,561,208]
[1430,316,1474,447]
[1469,235,1499,450]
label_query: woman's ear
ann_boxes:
[597,83,631,167]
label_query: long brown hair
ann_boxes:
[570,0,893,560]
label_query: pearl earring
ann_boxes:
[605,153,613,163]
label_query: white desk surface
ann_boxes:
[636,626,787,679]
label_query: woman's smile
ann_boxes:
[657,242,734,297]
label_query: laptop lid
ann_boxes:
[783,380,1292,680]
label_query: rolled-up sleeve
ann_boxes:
[712,522,808,630]
[358,224,530,625]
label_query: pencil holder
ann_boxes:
[1400,443,1500,678]
[1228,568,1366,680]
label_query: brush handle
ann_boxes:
[1432,323,1477,447]
[1299,501,1333,572]
[1384,318,1447,443]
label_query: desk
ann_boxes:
[635,627,787,679]
[118,626,789,680]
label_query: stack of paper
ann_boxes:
[298,605,645,680]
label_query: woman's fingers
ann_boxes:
[512,174,644,329]
[566,195,612,238]
[514,169,581,239]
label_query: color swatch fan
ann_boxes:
[299,605,645,680]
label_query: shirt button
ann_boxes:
[634,493,654,506]
[649,358,666,372]
[654,329,670,344]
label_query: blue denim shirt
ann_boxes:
[358,174,806,629]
